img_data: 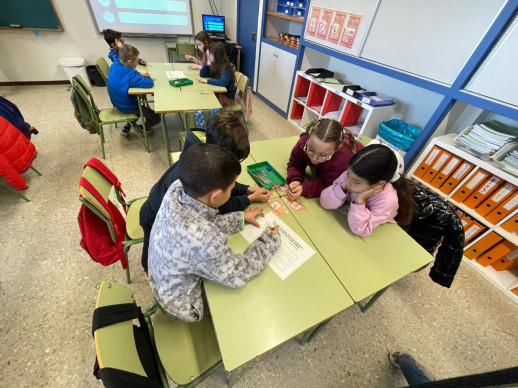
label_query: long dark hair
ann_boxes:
[306,119,357,153]
[194,31,212,63]
[349,144,417,226]
[209,42,235,84]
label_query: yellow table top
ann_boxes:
[250,136,433,302]
[172,63,228,93]
[203,154,354,372]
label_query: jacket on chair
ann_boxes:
[0,116,37,190]
[405,180,465,288]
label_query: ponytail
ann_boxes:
[391,177,417,227]
[343,129,357,153]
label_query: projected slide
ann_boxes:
[88,0,193,35]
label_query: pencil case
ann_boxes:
[169,78,193,87]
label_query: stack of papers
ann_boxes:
[166,71,185,79]
[457,120,518,156]
[502,150,518,169]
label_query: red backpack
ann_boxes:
[78,158,129,269]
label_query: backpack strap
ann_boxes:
[84,158,126,198]
[92,303,140,337]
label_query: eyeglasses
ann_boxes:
[303,142,334,161]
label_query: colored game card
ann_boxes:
[286,199,306,212]
[277,184,289,194]
[268,200,288,216]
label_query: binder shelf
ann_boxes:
[288,71,394,137]
[408,134,518,304]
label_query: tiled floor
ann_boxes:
[0,84,517,388]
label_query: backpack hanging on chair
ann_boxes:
[78,158,129,269]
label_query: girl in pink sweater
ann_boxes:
[186,31,212,70]
[320,144,416,236]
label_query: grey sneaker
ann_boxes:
[388,351,435,381]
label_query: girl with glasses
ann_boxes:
[320,144,417,236]
[286,119,363,201]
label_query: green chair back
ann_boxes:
[96,57,110,84]
[73,75,100,113]
[176,43,196,62]
[80,164,113,220]
[94,280,147,377]
[153,307,222,385]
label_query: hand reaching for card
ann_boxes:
[248,187,271,202]
[244,207,264,228]
[287,181,303,201]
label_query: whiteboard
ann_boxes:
[303,0,380,57]
[88,0,193,36]
[466,16,518,107]
[360,0,507,84]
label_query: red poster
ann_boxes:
[305,6,321,37]
[326,11,347,44]
[316,8,333,40]
[340,13,363,49]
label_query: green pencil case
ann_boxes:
[169,78,193,87]
[247,161,286,190]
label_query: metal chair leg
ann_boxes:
[99,124,106,159]
[160,114,172,166]
[30,166,42,176]
[123,243,131,284]
[0,179,30,202]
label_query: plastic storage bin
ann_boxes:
[59,57,91,87]
[376,119,421,156]
[294,8,305,17]
[277,5,294,15]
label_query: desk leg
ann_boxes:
[160,114,173,166]
[227,369,239,388]
[299,318,332,346]
[359,286,390,313]
[136,95,150,152]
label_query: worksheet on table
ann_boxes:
[240,212,316,280]
[166,71,186,79]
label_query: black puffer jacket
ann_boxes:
[405,180,465,288]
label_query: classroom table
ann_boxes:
[128,62,226,166]
[249,136,433,305]
[203,155,355,377]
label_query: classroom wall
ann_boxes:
[0,0,237,82]
[300,48,444,130]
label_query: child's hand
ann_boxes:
[267,225,281,237]
[244,207,264,228]
[287,181,302,201]
[354,185,383,205]
[188,64,200,70]
[185,55,194,61]
[140,59,148,66]
[248,188,271,203]
[115,38,124,48]
[198,78,208,84]
[140,72,150,77]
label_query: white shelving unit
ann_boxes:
[408,134,518,304]
[287,71,394,137]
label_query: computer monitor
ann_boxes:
[202,14,225,34]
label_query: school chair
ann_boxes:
[221,71,249,132]
[178,110,212,150]
[176,43,196,62]
[0,166,41,202]
[71,75,150,158]
[93,279,168,387]
[144,303,223,387]
[96,57,110,85]
[80,158,146,283]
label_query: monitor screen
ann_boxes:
[202,14,225,33]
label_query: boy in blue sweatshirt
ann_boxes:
[107,44,159,136]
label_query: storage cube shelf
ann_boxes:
[408,134,518,304]
[288,72,394,138]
